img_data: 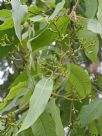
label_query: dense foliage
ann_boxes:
[0,0,102,135]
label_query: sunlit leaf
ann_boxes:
[17,77,53,134]
[87,19,102,38]
[11,0,28,41]
[49,0,65,20]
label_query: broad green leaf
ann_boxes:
[47,99,64,136]
[49,0,65,20]
[0,9,13,30]
[0,18,13,30]
[77,17,99,62]
[70,123,85,136]
[84,0,97,18]
[0,9,11,21]
[24,128,34,136]
[28,6,42,16]
[68,64,91,98]
[87,19,102,38]
[11,0,28,41]
[79,98,102,127]
[0,82,27,110]
[32,112,56,136]
[17,77,53,134]
[0,98,17,114]
[0,88,29,114]
[97,0,102,26]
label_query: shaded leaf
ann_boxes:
[0,82,27,110]
[47,99,64,136]
[79,98,102,127]
[87,19,102,38]
[68,64,91,98]
[31,16,69,51]
[77,17,99,62]
[97,116,102,136]
[84,0,97,18]
[32,112,56,136]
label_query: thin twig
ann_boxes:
[52,92,78,101]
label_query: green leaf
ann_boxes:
[0,82,27,110]
[68,64,91,98]
[0,9,13,30]
[10,70,28,88]
[84,0,98,18]
[32,112,56,136]
[79,98,102,127]
[0,28,19,60]
[49,0,65,20]
[17,77,53,134]
[47,99,64,136]
[11,0,28,41]
[0,18,13,30]
[97,0,102,26]
[97,116,102,136]
[31,16,69,51]
[0,9,11,21]
[77,17,99,62]
[30,15,46,22]
[24,128,34,136]
[87,19,102,38]
[89,122,98,136]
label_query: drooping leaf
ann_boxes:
[77,17,99,62]
[0,82,27,110]
[32,112,56,136]
[79,98,102,127]
[17,77,53,134]
[49,0,65,20]
[11,0,28,41]
[84,0,98,18]
[87,19,102,38]
[47,99,64,136]
[68,64,91,98]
